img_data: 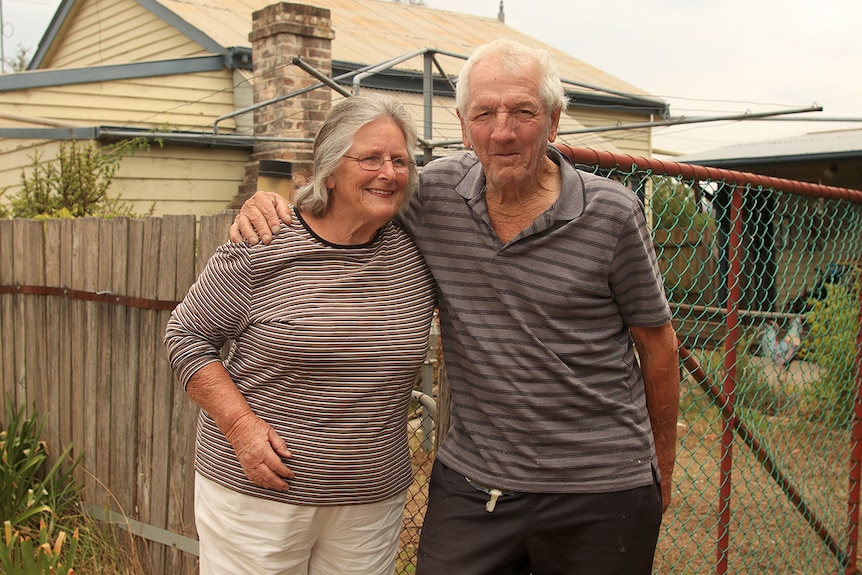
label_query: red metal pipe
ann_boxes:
[553,143,862,202]
[715,184,745,574]
[845,276,862,575]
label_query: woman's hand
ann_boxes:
[229,191,292,245]
[185,363,294,491]
[224,411,294,492]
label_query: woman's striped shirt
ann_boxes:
[165,208,437,506]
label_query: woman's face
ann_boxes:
[324,118,410,230]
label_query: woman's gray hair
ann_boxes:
[294,93,419,217]
[455,39,568,116]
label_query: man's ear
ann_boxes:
[457,110,471,148]
[547,107,562,143]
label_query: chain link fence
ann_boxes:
[397,146,862,574]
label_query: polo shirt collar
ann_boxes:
[454,145,586,223]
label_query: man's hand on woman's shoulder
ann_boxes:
[229,191,292,245]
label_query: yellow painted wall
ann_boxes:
[0,70,238,132]
[0,139,247,217]
[42,0,209,69]
[564,108,652,158]
[114,145,248,216]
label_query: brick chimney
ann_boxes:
[231,2,335,206]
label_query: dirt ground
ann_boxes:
[656,361,853,575]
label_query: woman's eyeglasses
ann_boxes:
[343,155,414,174]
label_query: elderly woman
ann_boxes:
[164,94,437,575]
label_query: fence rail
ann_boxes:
[2,146,862,574]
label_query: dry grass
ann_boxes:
[656,368,855,574]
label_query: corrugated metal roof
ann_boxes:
[155,0,650,98]
[677,129,862,165]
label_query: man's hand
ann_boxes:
[225,411,294,491]
[229,191,292,245]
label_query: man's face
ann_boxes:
[458,58,561,191]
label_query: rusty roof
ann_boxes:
[156,0,650,98]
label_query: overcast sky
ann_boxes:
[1,0,57,66]
[427,0,862,156]
[5,0,861,156]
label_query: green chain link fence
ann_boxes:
[398,145,862,575]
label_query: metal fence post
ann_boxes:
[845,279,862,575]
[420,317,439,452]
[717,183,744,575]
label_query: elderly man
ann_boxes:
[232,39,679,575]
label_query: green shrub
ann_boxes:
[650,176,713,234]
[0,138,154,220]
[1,519,79,575]
[650,177,716,304]
[797,281,860,426]
[0,400,144,574]
[0,401,80,527]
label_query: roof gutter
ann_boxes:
[560,77,670,118]
[0,126,308,149]
[4,56,230,92]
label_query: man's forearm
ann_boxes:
[631,323,680,509]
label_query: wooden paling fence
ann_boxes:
[0,213,236,575]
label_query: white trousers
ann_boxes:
[194,473,407,575]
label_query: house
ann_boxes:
[0,0,669,216]
[677,128,862,313]
[677,128,862,192]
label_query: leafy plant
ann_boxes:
[650,176,713,234]
[797,279,860,426]
[0,400,80,527]
[650,177,717,305]
[0,138,154,220]
[0,398,146,573]
[0,399,82,573]
[1,519,79,575]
